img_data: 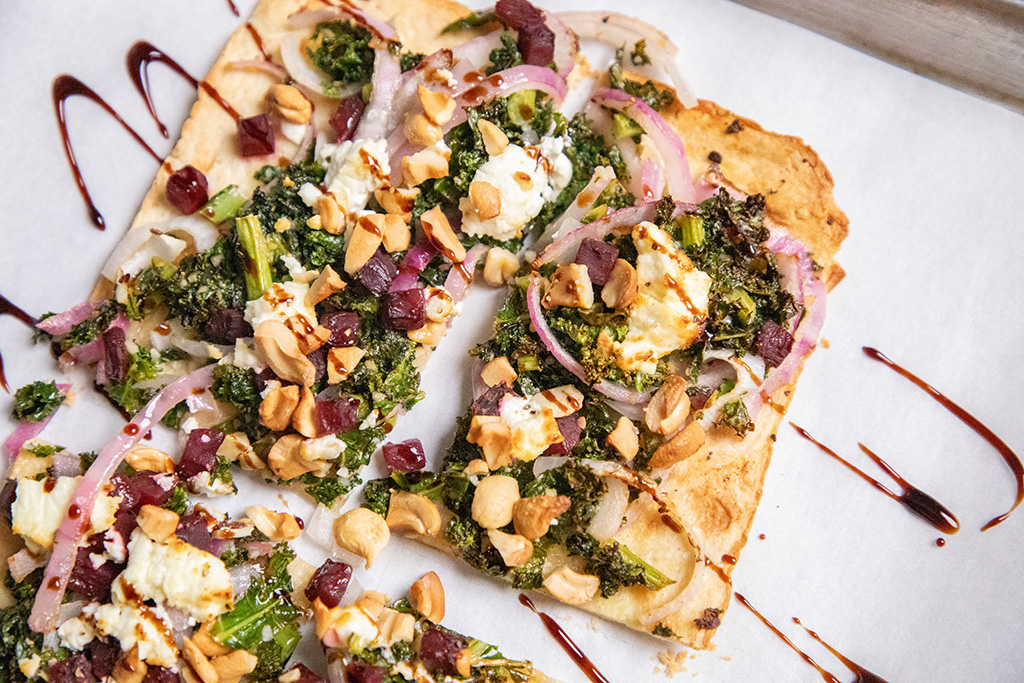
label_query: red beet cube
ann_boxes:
[321,311,361,348]
[757,320,794,368]
[518,23,555,66]
[85,639,121,679]
[204,308,252,344]
[238,114,276,157]
[380,289,426,331]
[68,543,122,602]
[49,654,96,683]
[177,429,225,480]
[382,439,426,473]
[330,94,365,143]
[358,249,398,295]
[176,512,220,554]
[315,398,359,435]
[304,559,353,607]
[344,662,384,683]
[142,668,179,683]
[102,326,129,384]
[543,415,580,455]
[419,627,468,676]
[166,165,209,215]
[496,0,544,29]
[574,238,619,286]
[280,665,326,683]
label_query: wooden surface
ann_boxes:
[729,0,1024,113]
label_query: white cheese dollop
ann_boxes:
[120,528,233,621]
[316,138,390,213]
[11,477,120,553]
[244,281,317,331]
[616,222,712,373]
[82,595,179,667]
[460,144,546,241]
[498,394,563,461]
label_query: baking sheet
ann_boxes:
[1,1,1023,682]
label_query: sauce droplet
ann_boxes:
[790,423,960,535]
[935,538,946,547]
[759,533,766,540]
[518,594,610,683]
[52,75,162,228]
[721,554,738,566]
[123,424,140,436]
[863,346,1024,531]
[126,41,199,138]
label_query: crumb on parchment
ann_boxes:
[653,649,690,678]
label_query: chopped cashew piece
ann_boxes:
[477,119,508,156]
[402,147,449,187]
[245,505,301,542]
[327,347,365,384]
[112,646,147,683]
[382,214,411,252]
[291,385,317,438]
[481,357,517,387]
[354,590,388,621]
[644,375,690,435]
[407,319,446,346]
[649,420,705,469]
[217,432,262,471]
[193,619,232,657]
[210,650,258,683]
[601,258,638,309]
[410,571,445,623]
[345,214,386,274]
[125,446,174,474]
[468,180,501,220]
[420,206,466,262]
[137,505,179,543]
[377,608,416,646]
[417,84,456,124]
[260,384,300,431]
[471,475,520,529]
[424,287,454,322]
[467,416,512,470]
[606,416,639,460]
[267,434,315,480]
[512,495,571,540]
[464,459,490,477]
[305,265,345,306]
[542,264,594,309]
[482,247,519,286]
[487,529,533,567]
[386,491,441,536]
[267,84,311,124]
[374,187,419,217]
[254,320,316,386]
[333,508,390,568]
[316,194,344,235]
[404,112,443,146]
[182,638,219,683]
[543,566,600,605]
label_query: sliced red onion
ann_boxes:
[545,10,579,76]
[288,110,317,163]
[354,49,402,141]
[228,59,289,80]
[559,10,698,108]
[29,364,216,633]
[525,273,586,382]
[36,301,101,336]
[288,4,397,43]
[759,275,826,400]
[536,165,615,249]
[444,243,487,306]
[640,157,665,202]
[449,31,503,82]
[594,379,653,405]
[61,338,104,367]
[536,201,661,266]
[592,88,695,203]
[389,239,438,292]
[455,64,567,107]
[228,561,260,597]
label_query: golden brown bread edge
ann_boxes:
[88,0,847,652]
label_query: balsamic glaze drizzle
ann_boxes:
[518,595,609,683]
[790,423,960,534]
[863,346,1023,530]
[126,41,199,138]
[0,295,36,392]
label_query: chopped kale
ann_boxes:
[652,623,678,638]
[486,30,522,75]
[300,473,347,508]
[307,21,375,95]
[608,46,675,111]
[60,301,118,352]
[361,477,395,517]
[1,571,68,683]
[220,544,251,570]
[11,380,65,422]
[163,485,188,515]
[441,9,498,33]
[716,398,754,436]
[211,365,265,441]
[399,51,425,72]
[567,534,672,598]
[105,348,161,415]
[630,39,652,66]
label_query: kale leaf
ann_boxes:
[11,381,65,422]
[307,21,375,95]
[105,348,161,415]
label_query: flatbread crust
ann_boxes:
[99,0,847,653]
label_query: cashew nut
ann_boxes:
[305,265,345,307]
[417,84,456,125]
[267,84,311,125]
[420,206,466,262]
[268,434,316,481]
[192,620,232,657]
[477,119,508,156]
[471,475,520,529]
[543,566,601,606]
[254,320,316,386]
[209,650,257,683]
[182,638,219,683]
[333,508,390,568]
[512,495,571,540]
[217,432,263,471]
[487,529,534,567]
[480,357,517,388]
[245,505,301,542]
[644,375,690,435]
[291,385,317,438]
[386,491,441,536]
[606,416,639,461]
[466,416,512,470]
[410,571,445,623]
[125,446,174,474]
[649,420,705,469]
[542,264,594,309]
[137,505,179,543]
[601,259,638,309]
[482,247,519,286]
[468,180,501,220]
[376,607,416,646]
[111,645,147,683]
[403,112,443,146]
[260,384,300,432]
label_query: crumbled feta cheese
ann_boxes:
[498,394,563,461]
[57,616,97,651]
[188,471,235,497]
[460,143,548,241]
[299,182,322,208]
[331,605,379,647]
[89,553,107,569]
[616,222,712,373]
[83,594,179,667]
[11,478,120,553]
[299,435,345,476]
[538,136,573,201]
[103,527,127,563]
[18,655,41,679]
[316,138,390,213]
[120,529,233,621]
[244,281,317,330]
[281,254,319,284]
[359,409,380,430]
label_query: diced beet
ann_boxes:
[544,415,581,455]
[204,308,253,344]
[314,398,359,436]
[308,347,327,384]
[253,367,277,393]
[574,238,619,286]
[49,654,97,683]
[177,429,225,480]
[518,23,555,66]
[110,509,137,550]
[380,289,425,331]
[358,249,398,296]
[304,559,353,608]
[166,165,210,215]
[330,94,365,143]
[85,638,121,679]
[176,513,219,554]
[112,473,175,512]
[473,383,512,416]
[0,479,15,527]
[495,0,544,30]
[142,667,180,683]
[102,327,129,384]
[419,627,468,676]
[280,665,326,683]
[238,114,276,157]
[757,320,794,368]
[382,439,426,473]
[344,662,384,683]
[320,311,360,348]
[68,544,122,602]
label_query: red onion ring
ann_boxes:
[36,301,101,336]
[287,5,397,43]
[535,165,615,250]
[354,49,402,140]
[640,157,664,201]
[444,243,488,305]
[29,364,216,633]
[544,10,579,76]
[389,238,438,292]
[455,64,567,107]
[535,201,661,266]
[592,88,695,203]
[525,272,587,382]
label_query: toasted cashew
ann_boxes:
[254,320,316,386]
[542,264,594,309]
[376,608,416,646]
[477,119,508,156]
[481,357,516,388]
[333,508,390,568]
[543,566,600,605]
[410,571,445,623]
[487,529,533,567]
[407,319,447,347]
[217,432,262,471]
[467,416,512,470]
[268,434,315,481]
[468,181,501,220]
[471,475,520,529]
[482,247,519,286]
[649,420,705,469]
[305,265,345,307]
[316,194,345,235]
[209,650,257,683]
[402,147,449,187]
[327,346,365,384]
[644,376,690,435]
[424,287,454,323]
[354,590,389,621]
[606,416,639,461]
[192,620,232,657]
[267,84,311,125]
[137,505,179,543]
[404,113,443,146]
[182,638,219,683]
[601,259,638,309]
[283,316,328,354]
[245,505,301,542]
[112,645,147,683]
[345,215,385,275]
[382,214,411,253]
[374,186,419,216]
[260,384,300,431]
[417,84,456,124]
[125,446,174,474]
[420,206,466,262]
[291,385,317,438]
[386,491,441,536]
[512,495,571,540]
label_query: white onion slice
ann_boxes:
[587,476,630,542]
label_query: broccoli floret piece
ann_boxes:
[11,381,65,422]
[444,515,483,562]
[568,535,672,598]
